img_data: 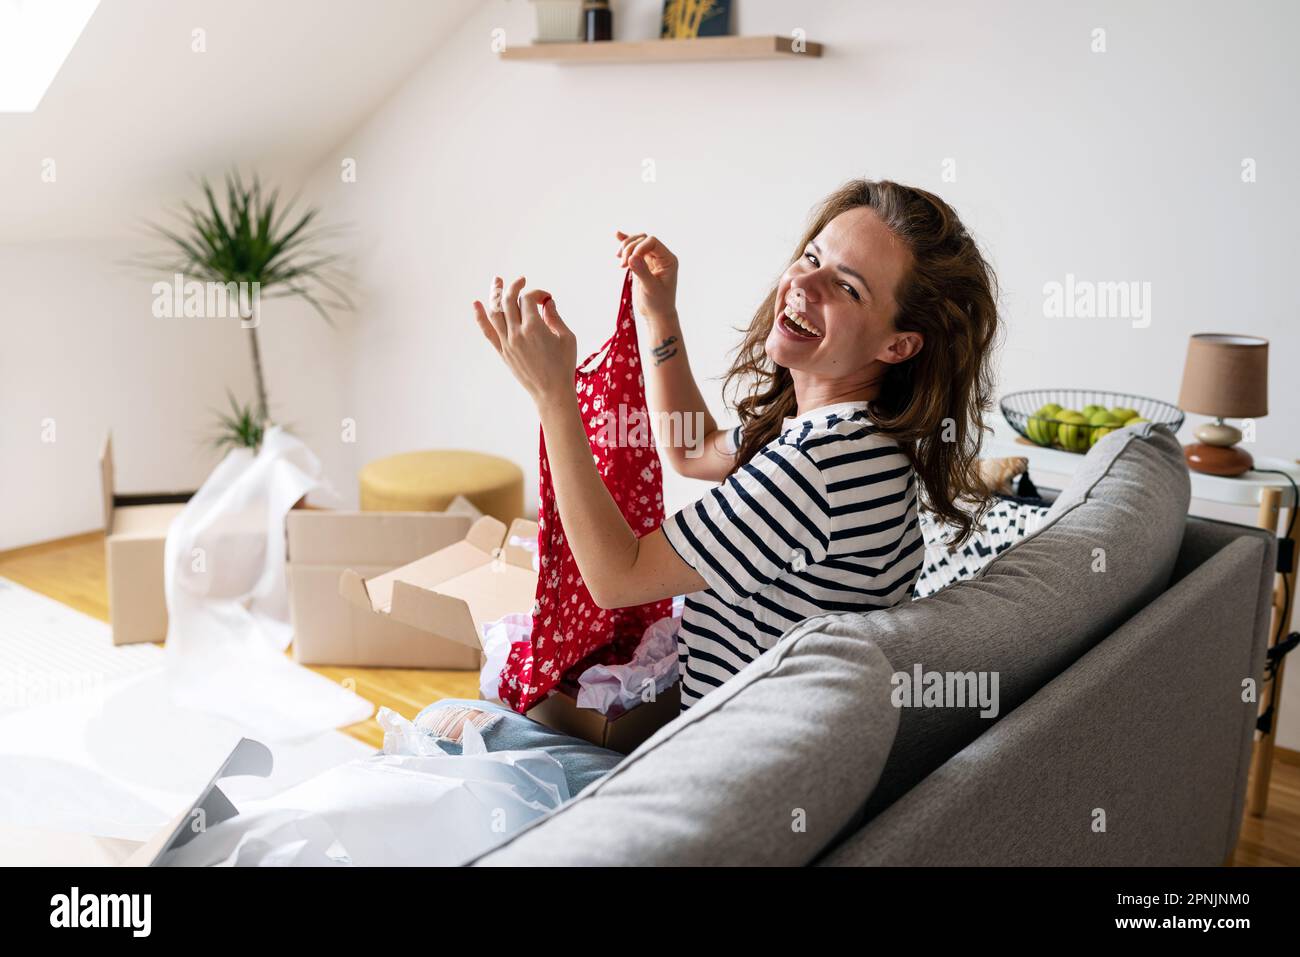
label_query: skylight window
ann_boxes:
[0,0,100,112]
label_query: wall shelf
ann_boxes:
[498,35,823,64]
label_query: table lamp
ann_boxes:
[1177,333,1269,477]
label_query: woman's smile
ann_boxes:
[779,300,823,339]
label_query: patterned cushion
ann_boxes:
[915,499,1053,599]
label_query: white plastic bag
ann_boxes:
[159,708,569,866]
[163,426,372,741]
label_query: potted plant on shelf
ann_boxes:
[141,169,350,451]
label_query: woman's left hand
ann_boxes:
[474,275,577,407]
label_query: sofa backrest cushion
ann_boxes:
[854,421,1190,820]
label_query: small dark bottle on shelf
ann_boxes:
[584,0,612,42]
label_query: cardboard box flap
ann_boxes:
[465,515,507,554]
[110,503,187,538]
[443,494,484,519]
[501,518,539,570]
[339,567,374,609]
[389,580,481,648]
[340,515,506,614]
[341,515,538,652]
[345,536,491,613]
[100,431,195,537]
[100,432,115,531]
[420,559,537,646]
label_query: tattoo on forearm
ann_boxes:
[652,335,679,366]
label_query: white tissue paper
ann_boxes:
[163,426,372,741]
[158,708,569,866]
[576,595,683,715]
[477,595,684,716]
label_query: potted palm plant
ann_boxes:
[143,169,350,451]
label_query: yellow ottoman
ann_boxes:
[359,450,525,523]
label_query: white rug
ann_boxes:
[0,577,164,718]
[0,577,373,846]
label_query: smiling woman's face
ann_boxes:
[766,206,921,396]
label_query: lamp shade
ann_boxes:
[1177,334,1269,419]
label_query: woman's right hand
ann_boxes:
[616,230,678,325]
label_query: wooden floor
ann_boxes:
[2,531,1297,866]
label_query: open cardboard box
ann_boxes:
[340,515,680,753]
[340,514,539,653]
[287,496,484,669]
[100,433,195,645]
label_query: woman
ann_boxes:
[423,179,1001,796]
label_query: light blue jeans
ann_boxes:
[413,697,624,798]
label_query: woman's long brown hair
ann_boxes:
[724,179,1000,547]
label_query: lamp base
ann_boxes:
[1183,442,1254,477]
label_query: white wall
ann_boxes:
[301,0,1298,519]
[0,240,353,550]
[296,0,1300,743]
[0,0,481,551]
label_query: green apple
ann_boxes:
[1057,410,1090,452]
[1086,411,1121,448]
[1089,425,1114,447]
[1027,410,1059,445]
[1025,403,1065,445]
[1026,416,1049,446]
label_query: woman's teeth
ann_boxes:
[782,304,822,339]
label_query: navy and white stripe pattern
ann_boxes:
[662,402,923,711]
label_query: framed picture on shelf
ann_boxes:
[660,0,732,39]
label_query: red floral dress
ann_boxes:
[498,269,674,713]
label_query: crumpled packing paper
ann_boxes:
[574,607,682,715]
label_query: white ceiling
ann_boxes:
[0,0,477,241]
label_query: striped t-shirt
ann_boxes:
[661,401,924,711]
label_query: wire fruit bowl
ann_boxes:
[1000,389,1184,454]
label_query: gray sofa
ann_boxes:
[471,423,1275,866]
